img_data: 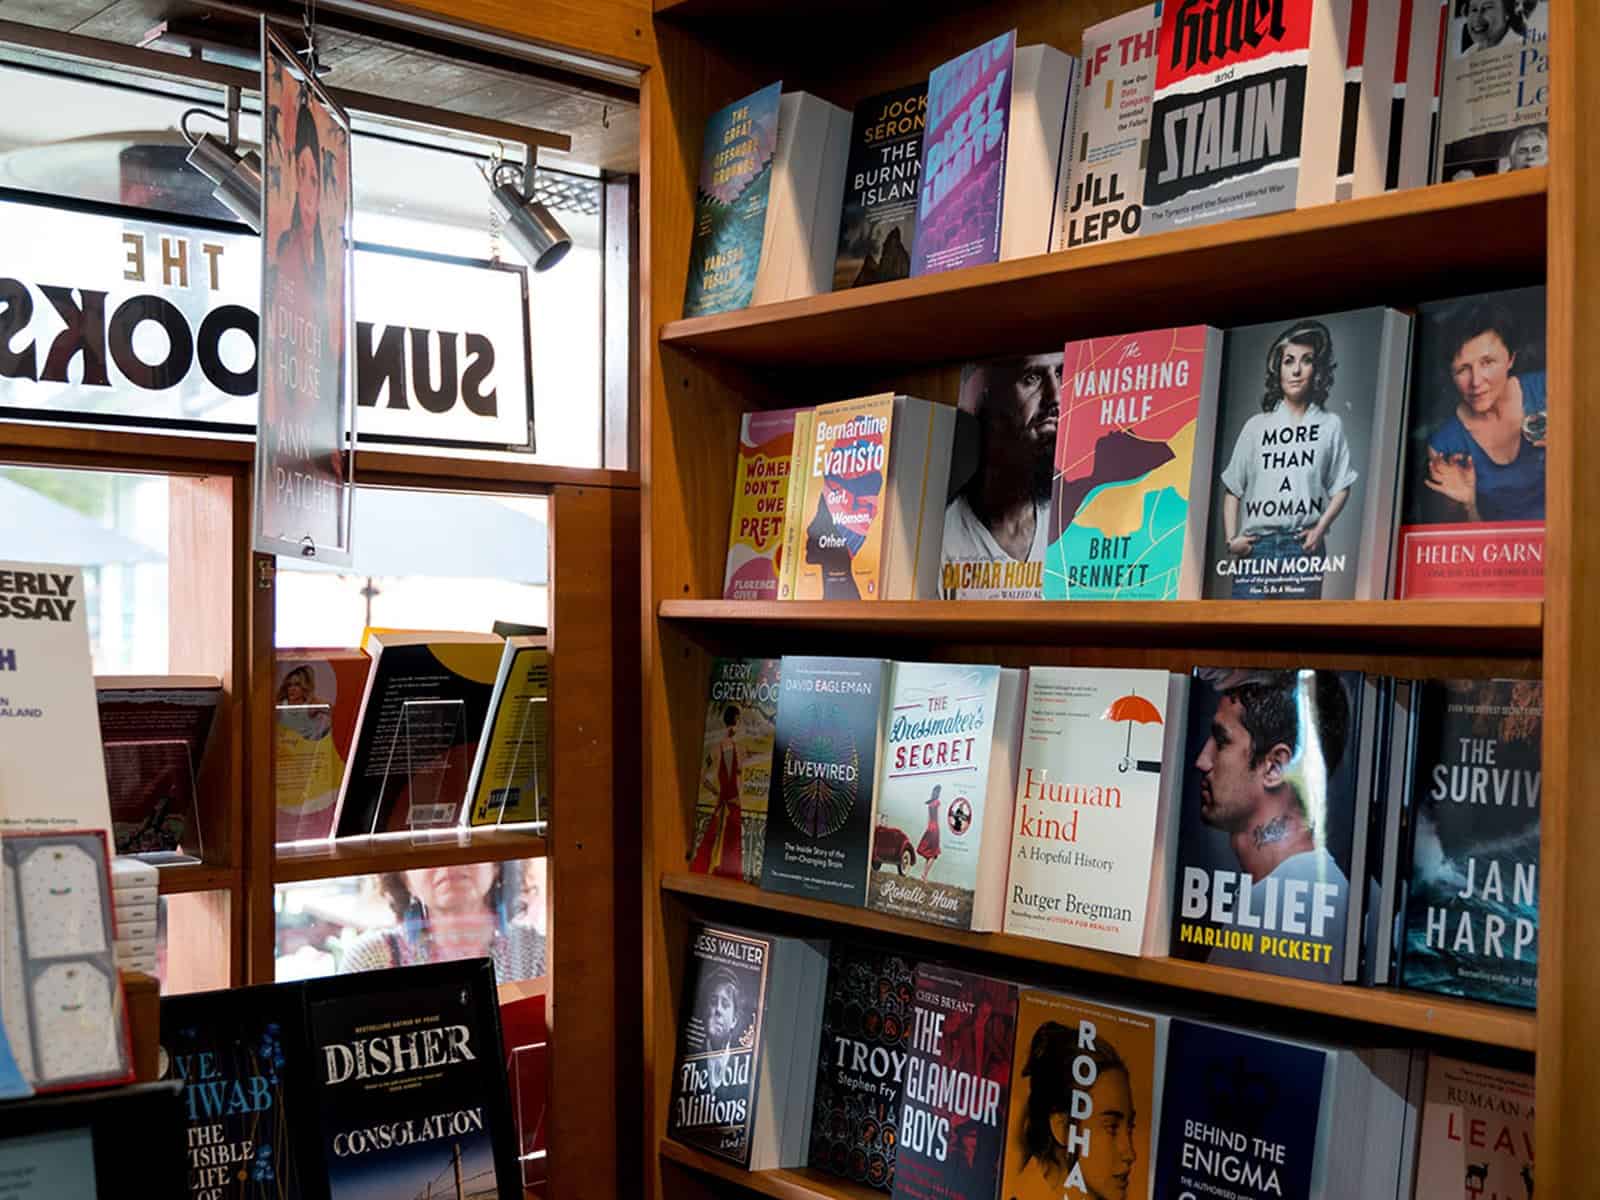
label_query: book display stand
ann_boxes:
[273,701,337,845]
[478,693,549,831]
[380,697,470,834]
[103,739,204,865]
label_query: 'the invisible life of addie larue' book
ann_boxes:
[1392,286,1546,599]
[892,965,1016,1200]
[1435,0,1548,181]
[690,658,779,885]
[866,663,1001,929]
[683,83,782,317]
[761,657,886,907]
[1044,325,1222,600]
[1170,668,1367,983]
[834,84,926,290]
[1400,678,1540,1010]
[724,409,804,601]
[1203,308,1412,601]
[808,942,920,1192]
[1413,1056,1534,1200]
[667,924,773,1167]
[911,32,1016,276]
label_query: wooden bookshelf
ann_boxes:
[156,864,241,895]
[272,826,549,884]
[660,1140,882,1200]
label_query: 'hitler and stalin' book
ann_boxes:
[892,965,1017,1200]
[1399,678,1541,1010]
[683,83,782,317]
[1412,1056,1535,1200]
[724,408,805,601]
[690,657,780,884]
[834,84,927,290]
[1144,0,1353,234]
[1044,325,1223,600]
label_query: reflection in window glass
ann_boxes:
[274,856,546,985]
[0,466,168,672]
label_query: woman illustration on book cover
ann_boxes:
[1013,1022,1137,1200]
[1218,320,1357,599]
[691,703,744,877]
[917,785,943,881]
[1421,300,1547,523]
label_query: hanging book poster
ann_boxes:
[255,21,355,565]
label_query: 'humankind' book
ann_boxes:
[834,84,926,289]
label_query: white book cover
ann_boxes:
[1003,666,1180,955]
[1434,0,1549,181]
[1001,44,1077,260]
[0,562,112,845]
[865,661,1003,930]
[972,667,1025,932]
[1053,3,1162,251]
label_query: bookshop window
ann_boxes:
[273,857,547,985]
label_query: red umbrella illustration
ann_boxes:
[1102,691,1163,773]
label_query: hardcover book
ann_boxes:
[1054,3,1162,250]
[1044,325,1223,600]
[724,408,805,601]
[273,649,369,843]
[808,942,921,1191]
[96,676,220,860]
[1413,1056,1534,1200]
[1169,668,1371,982]
[1144,0,1353,233]
[683,83,782,317]
[464,637,550,827]
[911,32,1017,276]
[1003,667,1187,956]
[834,84,926,290]
[1435,0,1548,180]
[1202,308,1413,601]
[1399,678,1541,1009]
[865,662,1003,930]
[761,657,887,907]
[690,658,780,884]
[892,965,1017,1200]
[1392,286,1546,599]
[1000,991,1163,1200]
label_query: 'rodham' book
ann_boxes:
[834,84,926,289]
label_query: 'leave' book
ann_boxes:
[1413,1056,1534,1200]
[833,84,926,290]
[690,658,779,884]
[724,408,805,600]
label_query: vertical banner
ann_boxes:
[255,21,355,564]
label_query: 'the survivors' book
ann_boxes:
[834,84,926,290]
[1399,678,1541,1009]
[1392,286,1547,599]
[761,657,887,907]
[1413,1056,1535,1200]
[683,83,782,317]
[690,658,780,884]
[724,409,805,601]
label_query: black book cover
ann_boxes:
[761,656,887,907]
[808,941,920,1191]
[667,922,775,1167]
[833,83,926,291]
[1400,678,1541,1008]
[1169,667,1364,982]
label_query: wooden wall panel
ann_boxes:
[386,0,655,70]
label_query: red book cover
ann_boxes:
[273,648,369,842]
[95,677,220,859]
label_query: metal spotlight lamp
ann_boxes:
[487,159,571,272]
[178,107,263,232]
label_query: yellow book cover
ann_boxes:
[724,408,804,600]
[1001,990,1157,1200]
[776,409,815,600]
[467,640,550,825]
[792,393,896,600]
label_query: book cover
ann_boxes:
[792,395,896,602]
[893,965,1017,1200]
[1000,991,1159,1200]
[465,639,550,827]
[1203,308,1411,601]
[1413,1055,1534,1200]
[808,942,921,1191]
[333,634,502,837]
[1151,1020,1327,1200]
[911,32,1017,276]
[1170,668,1364,982]
[96,679,219,859]
[667,923,774,1167]
[683,82,783,317]
[1393,286,1546,599]
[274,649,368,843]
[1054,4,1162,250]
[1044,326,1221,600]
[776,409,817,601]
[724,408,805,601]
[941,354,1060,600]
[1435,0,1548,180]
[761,657,886,907]
[690,658,780,884]
[866,662,1002,929]
[306,960,519,1200]
[834,84,927,289]
[1400,678,1540,1009]
[1004,668,1178,956]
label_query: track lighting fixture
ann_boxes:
[486,159,572,273]
[178,107,263,232]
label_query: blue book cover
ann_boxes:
[683,82,783,317]
[1152,1020,1326,1200]
[1400,678,1541,1009]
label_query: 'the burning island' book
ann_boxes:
[834,84,926,290]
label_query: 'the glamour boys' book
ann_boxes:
[1413,1056,1535,1200]
[1044,325,1222,600]
[1170,667,1373,982]
[834,84,926,290]
[892,965,1017,1200]
[1399,678,1541,1009]
[761,657,887,907]
[1392,286,1547,599]
[1203,308,1413,601]
[690,658,780,884]
[683,83,782,317]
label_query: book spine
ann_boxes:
[1180,327,1225,600]
[776,410,815,601]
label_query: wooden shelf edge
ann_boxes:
[661,872,1536,1052]
[273,826,548,883]
[157,864,241,895]
[660,1140,880,1200]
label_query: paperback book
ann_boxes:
[96,676,220,861]
[1435,0,1549,179]
[834,84,926,289]
[274,649,369,843]
[464,637,550,827]
[683,83,782,317]
[724,408,805,601]
[690,658,780,884]
[1413,1055,1535,1200]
